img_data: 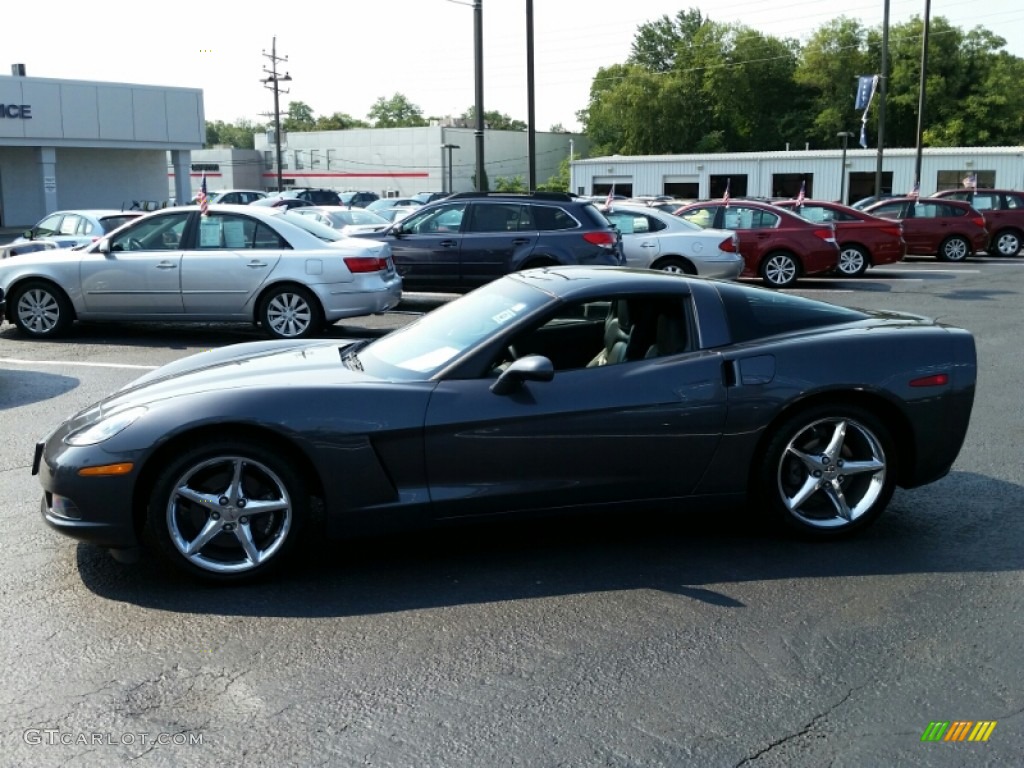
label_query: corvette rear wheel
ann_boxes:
[758,405,896,537]
[760,252,799,288]
[146,441,307,582]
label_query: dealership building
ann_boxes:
[0,68,203,228]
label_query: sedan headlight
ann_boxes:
[66,406,148,446]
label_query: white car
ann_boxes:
[286,206,391,235]
[604,203,744,279]
[1,204,401,340]
[12,209,144,249]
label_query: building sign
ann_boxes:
[0,104,32,119]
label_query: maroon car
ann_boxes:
[863,198,988,262]
[775,199,905,277]
[675,200,839,287]
[931,188,1024,257]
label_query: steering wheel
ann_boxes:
[126,237,144,251]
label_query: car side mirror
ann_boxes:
[23,229,34,240]
[490,355,554,395]
[98,239,111,254]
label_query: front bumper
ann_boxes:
[34,439,141,550]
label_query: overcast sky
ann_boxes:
[5,0,1022,132]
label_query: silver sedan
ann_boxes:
[0,204,402,340]
[605,203,744,279]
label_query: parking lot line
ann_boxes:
[0,357,157,371]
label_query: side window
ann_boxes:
[606,211,638,234]
[35,214,63,236]
[869,203,903,220]
[944,191,970,202]
[80,218,96,235]
[493,293,691,375]
[679,207,717,229]
[795,206,827,224]
[532,205,577,231]
[466,203,521,233]
[110,212,191,251]
[971,195,996,211]
[401,203,467,234]
[1006,194,1024,210]
[59,215,81,235]
[196,214,287,249]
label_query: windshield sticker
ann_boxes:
[491,303,527,325]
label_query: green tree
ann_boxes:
[368,93,427,127]
[494,176,527,192]
[460,107,527,131]
[281,101,316,132]
[536,156,571,192]
[314,112,370,130]
[205,118,257,149]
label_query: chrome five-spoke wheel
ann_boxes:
[148,442,306,581]
[760,406,896,536]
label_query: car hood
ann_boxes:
[102,339,378,412]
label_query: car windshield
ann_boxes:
[100,215,141,232]
[356,278,551,380]
[279,212,347,242]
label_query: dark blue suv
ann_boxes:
[352,192,624,290]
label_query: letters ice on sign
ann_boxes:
[0,104,32,118]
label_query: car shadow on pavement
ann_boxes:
[0,367,78,408]
[75,470,1024,618]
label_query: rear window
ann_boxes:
[716,282,868,344]
[577,203,614,229]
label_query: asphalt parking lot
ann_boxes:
[1,257,1022,767]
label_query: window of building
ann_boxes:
[772,174,812,199]
[710,175,746,198]
[664,182,699,198]
[295,151,306,170]
[936,170,995,191]
[848,172,893,203]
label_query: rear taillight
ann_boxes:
[812,227,837,243]
[718,236,737,253]
[970,216,985,228]
[344,256,389,273]
[582,231,617,247]
[879,225,902,239]
[910,373,949,387]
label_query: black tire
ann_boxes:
[989,229,1022,258]
[652,256,692,275]
[836,244,869,277]
[145,440,308,583]
[755,404,896,538]
[937,235,970,262]
[760,252,799,288]
[259,284,324,339]
[11,280,74,338]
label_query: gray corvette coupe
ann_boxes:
[34,266,977,583]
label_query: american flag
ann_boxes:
[795,180,806,207]
[604,184,615,210]
[963,173,978,189]
[197,172,209,216]
[722,178,731,207]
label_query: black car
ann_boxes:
[35,266,976,583]
[337,191,379,208]
[253,189,342,207]
[352,192,625,290]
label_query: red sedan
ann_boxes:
[675,200,839,287]
[775,199,905,277]
[862,197,988,262]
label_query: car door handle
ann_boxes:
[511,238,531,245]
[246,260,270,268]
[155,261,178,269]
[439,240,458,248]
[640,242,657,248]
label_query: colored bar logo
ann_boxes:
[921,721,997,742]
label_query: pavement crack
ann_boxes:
[734,687,856,767]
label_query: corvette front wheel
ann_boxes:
[757,405,896,537]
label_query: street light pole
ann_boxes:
[837,131,854,204]
[261,37,292,192]
[442,143,460,194]
[473,0,485,191]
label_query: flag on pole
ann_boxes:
[963,173,978,189]
[856,74,879,148]
[722,178,731,207]
[795,180,806,207]
[908,181,920,198]
[197,171,209,216]
[604,184,615,210]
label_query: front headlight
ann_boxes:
[66,406,148,446]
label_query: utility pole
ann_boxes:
[261,37,292,192]
[526,0,536,191]
[473,0,485,191]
